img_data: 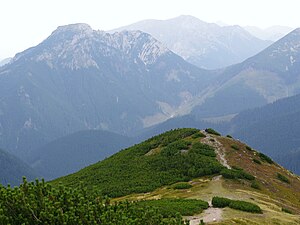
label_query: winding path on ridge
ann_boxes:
[201,130,231,169]
[189,131,231,224]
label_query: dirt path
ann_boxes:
[201,131,231,169]
[189,204,223,224]
[186,131,231,224]
[188,132,230,224]
[187,175,225,224]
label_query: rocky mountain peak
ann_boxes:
[51,23,94,37]
[12,23,170,70]
[109,30,169,65]
[270,27,300,50]
[111,16,272,69]
[249,27,300,71]
[173,15,208,26]
[290,27,300,35]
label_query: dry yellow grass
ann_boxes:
[113,133,300,224]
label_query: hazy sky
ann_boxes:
[1,0,300,60]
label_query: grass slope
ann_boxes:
[52,128,300,224]
[218,136,300,211]
[52,128,224,197]
[112,131,300,224]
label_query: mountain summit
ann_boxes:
[14,23,170,70]
[112,15,272,69]
[0,23,212,159]
[244,27,300,78]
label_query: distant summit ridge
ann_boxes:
[0,22,212,159]
[112,15,272,69]
[14,24,169,70]
[53,23,93,33]
[190,26,300,118]
[242,27,300,78]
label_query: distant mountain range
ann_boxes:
[0,23,213,159]
[1,22,300,180]
[191,28,300,119]
[112,15,272,69]
[0,148,37,186]
[0,57,11,67]
[112,18,300,121]
[229,93,300,174]
[29,130,134,180]
[141,92,300,175]
[244,25,293,41]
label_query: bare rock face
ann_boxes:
[112,15,272,69]
[0,23,212,159]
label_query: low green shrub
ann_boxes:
[229,200,262,213]
[173,182,192,190]
[251,181,261,190]
[212,196,262,213]
[221,168,255,181]
[212,196,231,208]
[245,146,252,151]
[240,171,255,180]
[161,140,190,157]
[221,168,237,179]
[231,144,240,150]
[231,166,243,171]
[205,128,221,136]
[258,153,274,164]
[159,128,199,147]
[0,178,189,225]
[253,158,262,164]
[282,207,293,214]
[192,132,206,139]
[190,142,216,157]
[226,135,233,138]
[277,173,290,184]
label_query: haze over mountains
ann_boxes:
[0,58,11,67]
[0,23,214,160]
[229,92,300,174]
[30,130,134,179]
[191,28,300,119]
[1,16,300,183]
[112,15,272,69]
[0,148,37,186]
[244,25,293,41]
[2,10,300,224]
[142,88,300,176]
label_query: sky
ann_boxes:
[1,0,300,60]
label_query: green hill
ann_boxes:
[2,128,300,224]
[229,93,300,174]
[53,128,300,224]
[52,128,224,197]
